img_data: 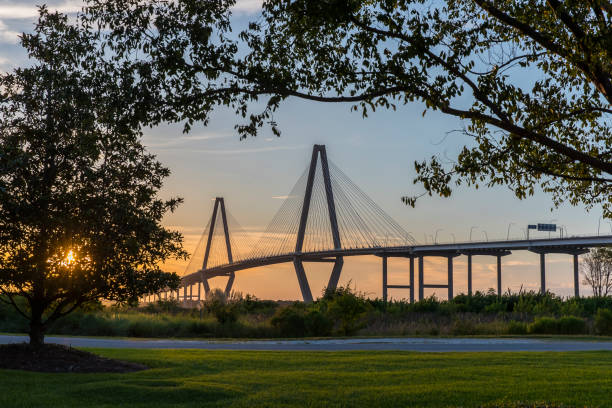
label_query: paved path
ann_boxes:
[3,334,612,352]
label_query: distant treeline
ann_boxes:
[3,288,612,339]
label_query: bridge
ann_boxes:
[146,145,612,304]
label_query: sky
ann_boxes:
[1,0,608,300]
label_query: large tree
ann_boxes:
[85,0,611,215]
[0,9,185,346]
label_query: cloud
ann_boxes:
[233,0,263,14]
[144,132,231,149]
[0,1,83,20]
[181,145,307,155]
[0,1,84,44]
[0,19,19,43]
[271,195,293,200]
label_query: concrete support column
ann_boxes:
[382,256,388,302]
[183,285,187,302]
[573,254,580,298]
[198,282,201,301]
[467,254,473,296]
[497,255,502,297]
[225,273,235,297]
[418,256,424,301]
[447,256,453,301]
[327,257,344,292]
[203,277,211,297]
[540,253,546,294]
[293,259,313,302]
[409,257,415,304]
[189,284,193,300]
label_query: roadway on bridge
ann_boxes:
[3,334,612,352]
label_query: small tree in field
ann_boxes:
[0,9,185,346]
[582,248,612,297]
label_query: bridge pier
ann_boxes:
[327,257,344,293]
[381,255,415,303]
[202,275,211,296]
[382,256,387,302]
[462,250,511,297]
[540,253,546,294]
[574,254,579,298]
[293,258,314,302]
[529,247,589,297]
[292,256,344,302]
[417,252,459,301]
[225,272,235,297]
[497,255,502,297]
[418,256,424,300]
[448,256,453,301]
[410,256,415,303]
[467,254,472,295]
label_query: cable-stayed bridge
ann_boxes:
[147,145,612,304]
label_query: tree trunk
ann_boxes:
[29,313,45,347]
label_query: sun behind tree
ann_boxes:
[0,8,185,347]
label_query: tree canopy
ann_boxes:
[83,0,612,216]
[0,9,185,346]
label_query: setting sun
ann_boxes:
[64,249,75,265]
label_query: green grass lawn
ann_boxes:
[2,350,612,407]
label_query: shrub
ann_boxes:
[304,310,333,336]
[559,299,584,317]
[325,284,370,335]
[507,321,528,335]
[271,303,307,337]
[528,317,559,334]
[411,296,441,313]
[595,308,612,335]
[527,316,586,335]
[203,289,239,324]
[557,316,587,334]
[151,299,183,314]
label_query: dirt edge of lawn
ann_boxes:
[0,343,147,373]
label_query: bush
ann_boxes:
[595,308,612,335]
[203,289,239,324]
[324,284,370,335]
[271,303,307,337]
[528,317,559,334]
[411,296,442,313]
[507,321,528,335]
[557,316,586,334]
[304,310,333,336]
[527,316,586,335]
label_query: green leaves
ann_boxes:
[0,7,186,334]
[79,0,612,217]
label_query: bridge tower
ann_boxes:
[294,144,344,302]
[201,197,235,297]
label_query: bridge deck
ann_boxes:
[180,235,612,286]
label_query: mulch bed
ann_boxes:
[0,343,147,373]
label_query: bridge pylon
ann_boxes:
[201,197,235,298]
[294,144,344,302]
